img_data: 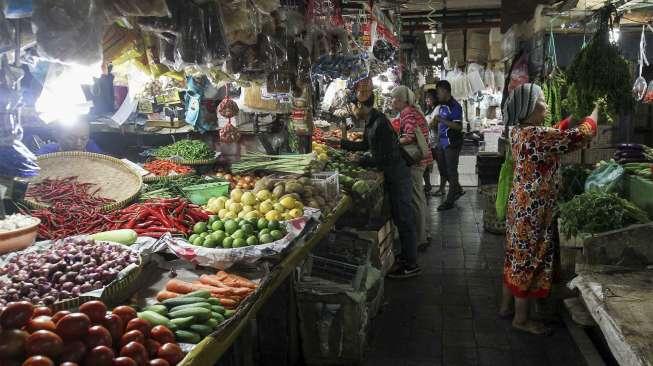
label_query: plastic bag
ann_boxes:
[32,0,104,65]
[508,52,529,93]
[633,76,647,101]
[107,0,169,17]
[201,1,228,65]
[174,2,207,67]
[220,0,258,46]
[3,0,32,18]
[495,150,514,221]
[0,6,13,52]
[644,80,653,104]
[584,161,624,194]
[251,0,280,15]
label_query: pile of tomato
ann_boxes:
[0,300,183,366]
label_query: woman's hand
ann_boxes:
[590,102,600,123]
[399,136,409,145]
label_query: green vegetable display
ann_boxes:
[559,165,591,203]
[154,139,215,161]
[143,175,217,198]
[231,152,317,174]
[542,70,566,127]
[564,9,633,125]
[559,191,649,237]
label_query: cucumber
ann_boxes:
[90,229,137,245]
[169,302,212,313]
[211,312,225,323]
[144,304,168,316]
[210,305,225,314]
[206,318,219,329]
[189,324,213,337]
[174,330,201,344]
[162,296,207,307]
[180,290,211,299]
[169,307,211,321]
[205,298,221,306]
[138,311,173,328]
[224,309,235,318]
[170,316,195,329]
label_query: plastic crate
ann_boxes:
[301,255,367,291]
[311,171,340,202]
[312,231,373,266]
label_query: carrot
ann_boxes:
[231,287,254,296]
[199,274,231,288]
[215,271,229,281]
[190,281,236,296]
[165,279,197,294]
[216,271,257,289]
[216,297,237,308]
[156,290,181,301]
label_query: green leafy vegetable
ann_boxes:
[154,139,215,161]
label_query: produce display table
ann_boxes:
[625,175,653,219]
[569,268,653,366]
[179,195,352,366]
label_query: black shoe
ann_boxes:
[437,202,455,211]
[453,190,466,201]
[387,264,422,279]
[431,189,446,197]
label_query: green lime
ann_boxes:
[211,220,224,231]
[224,220,238,235]
[193,237,205,246]
[267,220,280,230]
[211,230,227,244]
[193,221,208,234]
[233,238,246,248]
[270,230,284,241]
[241,223,254,236]
[258,228,270,238]
[257,218,269,230]
[222,237,234,248]
[259,233,273,244]
[231,229,245,240]
[246,236,259,246]
[208,215,217,225]
[200,232,209,238]
[188,234,199,243]
[204,237,218,248]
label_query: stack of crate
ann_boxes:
[583,125,616,165]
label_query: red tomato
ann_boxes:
[0,302,34,330]
[124,319,150,338]
[79,301,108,323]
[25,330,63,359]
[120,342,148,366]
[51,311,71,324]
[33,307,52,317]
[84,345,114,366]
[112,306,137,327]
[144,339,160,358]
[0,329,29,359]
[86,325,113,349]
[112,357,137,366]
[26,316,56,333]
[120,330,145,348]
[103,313,124,342]
[149,326,174,345]
[21,356,54,366]
[156,343,182,366]
[55,313,90,340]
[60,340,87,363]
[148,359,170,366]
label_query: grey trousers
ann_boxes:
[435,146,462,203]
[410,165,429,245]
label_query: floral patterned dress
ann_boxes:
[503,117,596,298]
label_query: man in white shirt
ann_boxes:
[423,89,446,197]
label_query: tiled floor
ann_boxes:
[365,189,587,366]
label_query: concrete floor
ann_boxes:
[364,189,587,366]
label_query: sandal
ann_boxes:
[512,320,554,336]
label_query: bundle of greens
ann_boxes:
[542,70,567,127]
[564,9,632,125]
[559,191,649,237]
[559,164,591,202]
[231,152,317,174]
[154,139,215,160]
[142,175,218,199]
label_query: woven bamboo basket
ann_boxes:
[23,151,143,212]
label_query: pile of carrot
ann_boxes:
[144,160,193,176]
[156,271,257,309]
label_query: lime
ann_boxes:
[208,215,217,225]
[188,234,199,243]
[200,232,209,238]
[259,233,273,244]
[231,229,245,240]
[267,220,280,230]
[246,235,259,246]
[193,237,205,246]
[233,238,247,248]
[204,237,218,248]
[270,229,284,240]
[258,228,271,238]
[193,221,208,234]
[222,237,234,248]
[211,220,225,231]
[224,220,238,235]
[257,218,269,230]
[211,230,227,244]
[241,223,254,236]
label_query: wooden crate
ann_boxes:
[588,125,615,148]
[560,247,582,281]
[582,148,616,165]
[560,149,583,165]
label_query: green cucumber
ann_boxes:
[180,290,211,299]
[210,305,225,314]
[189,324,213,337]
[169,307,211,321]
[162,296,208,307]
[224,309,235,318]
[206,318,219,329]
[169,302,212,313]
[170,316,195,329]
[205,298,222,306]
[90,229,137,245]
[211,312,225,323]
[144,304,168,316]
[174,330,201,344]
[138,311,173,328]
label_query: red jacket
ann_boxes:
[399,106,433,166]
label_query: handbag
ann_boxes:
[394,122,430,166]
[495,148,514,221]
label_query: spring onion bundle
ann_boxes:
[231,152,317,174]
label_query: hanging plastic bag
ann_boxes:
[201,1,228,65]
[174,2,207,67]
[633,77,647,101]
[495,149,514,221]
[3,0,32,18]
[106,0,169,17]
[645,81,653,104]
[507,52,529,93]
[32,0,105,66]
[634,26,649,102]
[0,5,13,50]
[584,160,624,194]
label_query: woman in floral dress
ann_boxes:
[499,83,598,335]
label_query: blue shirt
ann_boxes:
[36,140,104,155]
[437,98,463,148]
